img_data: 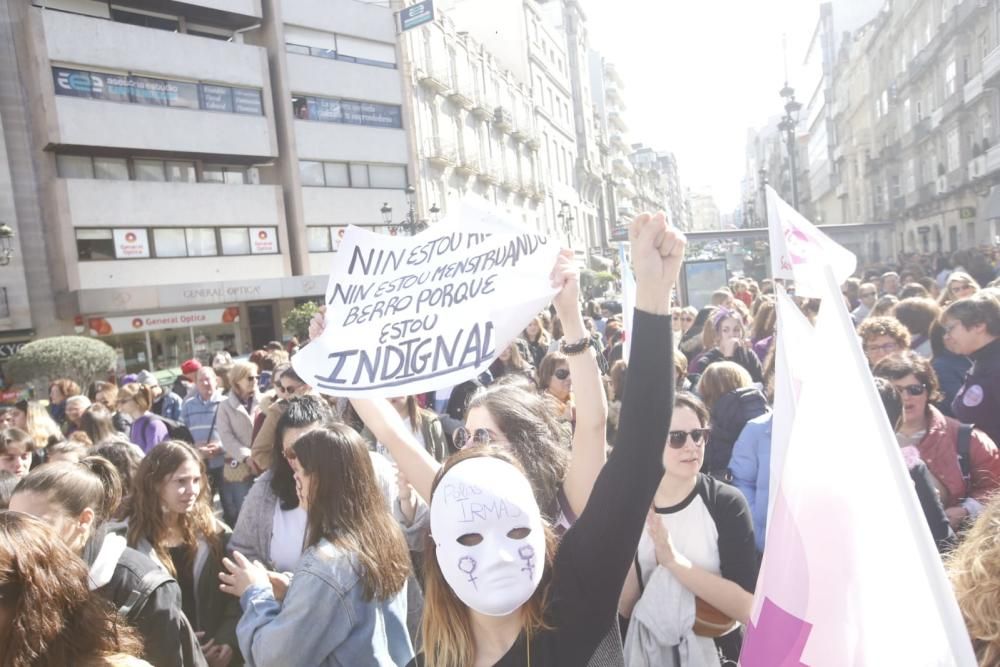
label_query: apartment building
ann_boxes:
[629,144,687,230]
[0,0,409,373]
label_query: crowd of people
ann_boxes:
[4,216,1000,665]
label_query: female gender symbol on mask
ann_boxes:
[519,545,536,579]
[458,555,478,589]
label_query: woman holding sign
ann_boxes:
[338,212,683,666]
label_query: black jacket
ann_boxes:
[704,387,769,476]
[83,527,208,667]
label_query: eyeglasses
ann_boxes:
[895,383,927,396]
[453,427,501,450]
[865,342,899,355]
[554,368,570,381]
[667,429,711,448]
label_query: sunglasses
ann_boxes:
[896,383,927,396]
[554,368,570,381]
[453,427,499,450]
[279,384,299,393]
[668,429,710,448]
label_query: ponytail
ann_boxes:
[13,456,123,524]
[80,456,124,522]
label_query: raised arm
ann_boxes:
[554,212,685,660]
[550,249,609,517]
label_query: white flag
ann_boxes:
[742,266,975,666]
[766,186,857,298]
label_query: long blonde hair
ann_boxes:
[421,447,556,666]
[947,495,1000,665]
[23,401,62,450]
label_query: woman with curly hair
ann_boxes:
[948,496,1000,664]
[858,316,912,367]
[126,441,241,666]
[0,510,149,666]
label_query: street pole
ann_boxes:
[787,124,799,211]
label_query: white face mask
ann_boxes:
[430,457,546,617]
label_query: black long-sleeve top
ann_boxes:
[410,310,673,667]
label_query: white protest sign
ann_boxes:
[293,200,560,398]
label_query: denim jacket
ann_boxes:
[728,412,773,553]
[237,539,413,667]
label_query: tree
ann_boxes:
[5,336,116,393]
[283,301,320,342]
[580,270,616,300]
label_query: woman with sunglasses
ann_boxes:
[537,351,574,424]
[873,351,1000,530]
[619,392,756,666]
[216,361,261,528]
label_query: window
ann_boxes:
[299,161,326,186]
[324,162,350,187]
[93,157,129,180]
[307,227,332,252]
[134,160,166,182]
[369,165,407,188]
[947,128,960,171]
[166,161,196,183]
[58,155,94,178]
[945,59,957,96]
[286,43,311,55]
[153,228,187,257]
[186,228,217,256]
[76,229,115,260]
[203,165,249,185]
[983,111,993,143]
[350,164,369,188]
[220,228,250,255]
[110,7,179,31]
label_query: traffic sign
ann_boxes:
[399,0,434,31]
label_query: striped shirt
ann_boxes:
[180,390,224,469]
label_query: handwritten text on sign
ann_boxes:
[293,205,559,398]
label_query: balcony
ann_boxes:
[913,117,931,144]
[416,66,451,94]
[985,44,1000,85]
[836,182,848,199]
[493,107,514,133]
[476,164,501,185]
[988,144,1000,176]
[964,73,985,105]
[969,154,988,179]
[499,175,520,192]
[511,124,531,143]
[612,157,634,177]
[424,138,458,167]
[454,154,480,176]
[608,111,628,132]
[524,133,540,150]
[447,82,476,110]
[470,96,492,120]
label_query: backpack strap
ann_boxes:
[118,568,175,622]
[957,423,974,496]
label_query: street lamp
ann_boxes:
[0,224,14,266]
[778,84,802,211]
[379,186,439,236]
[557,200,574,241]
[758,168,769,228]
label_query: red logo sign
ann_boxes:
[131,318,143,329]
[125,232,137,243]
[258,230,268,240]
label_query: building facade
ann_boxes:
[0,0,410,373]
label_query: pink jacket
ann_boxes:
[916,406,1000,508]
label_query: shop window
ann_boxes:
[153,228,187,257]
[299,161,326,187]
[186,228,218,256]
[93,157,129,181]
[307,226,332,252]
[220,227,250,255]
[134,159,166,182]
[76,229,115,260]
[57,155,94,179]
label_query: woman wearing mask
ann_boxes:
[10,458,209,667]
[351,212,682,666]
[119,383,169,454]
[126,441,242,666]
[220,425,414,666]
[0,512,150,666]
[619,393,757,665]
[690,308,763,384]
[216,361,261,528]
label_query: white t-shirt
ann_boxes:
[269,503,307,573]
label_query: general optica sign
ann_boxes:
[88,307,240,336]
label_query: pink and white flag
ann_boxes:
[766,186,856,298]
[743,193,975,666]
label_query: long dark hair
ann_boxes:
[81,404,118,446]
[271,396,334,511]
[0,511,143,666]
[126,441,220,577]
[465,384,569,519]
[292,426,410,601]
